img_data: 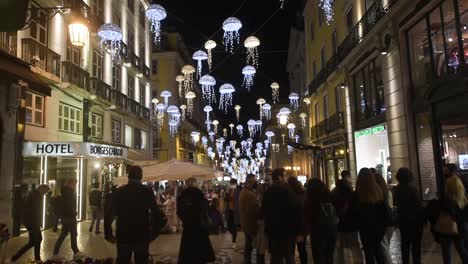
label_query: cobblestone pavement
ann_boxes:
[2,221,462,263]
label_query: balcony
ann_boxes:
[90,77,111,101]
[131,51,141,69]
[0,32,17,56]
[311,112,345,140]
[110,89,128,109]
[308,0,397,95]
[21,38,60,78]
[61,61,89,89]
[142,64,150,78]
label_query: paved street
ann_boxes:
[2,221,463,263]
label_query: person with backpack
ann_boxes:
[104,166,166,264]
[177,177,215,264]
[88,183,103,234]
[9,185,49,263]
[305,178,337,264]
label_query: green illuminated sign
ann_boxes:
[354,125,386,138]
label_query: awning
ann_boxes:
[287,142,321,151]
[0,51,51,96]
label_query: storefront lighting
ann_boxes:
[94,162,100,169]
[69,21,88,47]
[339,149,345,155]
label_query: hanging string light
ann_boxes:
[181,65,195,93]
[247,119,257,137]
[264,139,270,150]
[256,98,266,119]
[209,131,216,142]
[168,120,178,136]
[300,112,308,128]
[229,123,235,136]
[203,105,213,129]
[176,75,185,97]
[265,131,275,142]
[212,120,219,135]
[145,4,167,44]
[193,50,208,79]
[97,23,122,62]
[256,120,263,134]
[204,40,217,71]
[202,136,208,149]
[205,120,212,132]
[236,125,244,137]
[234,105,241,122]
[219,83,235,113]
[222,17,242,52]
[244,36,260,68]
[319,0,334,25]
[199,75,217,104]
[185,91,196,117]
[289,92,299,112]
[288,145,293,155]
[180,104,187,121]
[230,140,237,149]
[262,103,272,120]
[160,90,172,107]
[287,123,296,139]
[271,82,280,103]
[191,131,200,146]
[242,66,256,92]
[155,103,166,129]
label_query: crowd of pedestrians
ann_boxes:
[7,163,468,264]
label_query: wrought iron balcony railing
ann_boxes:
[90,77,111,101]
[21,38,61,77]
[61,61,89,89]
[0,32,17,56]
[310,112,345,140]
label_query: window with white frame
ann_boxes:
[58,103,81,134]
[125,124,133,147]
[91,113,103,139]
[112,119,121,143]
[92,50,103,79]
[91,0,103,21]
[112,64,121,90]
[25,92,44,126]
[30,4,47,45]
[128,75,135,99]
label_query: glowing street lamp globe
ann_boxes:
[69,20,88,47]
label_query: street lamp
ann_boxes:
[68,20,88,47]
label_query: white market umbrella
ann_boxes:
[142,159,219,182]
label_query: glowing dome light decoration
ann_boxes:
[319,0,334,25]
[204,40,217,71]
[160,90,172,106]
[199,75,217,104]
[278,107,291,126]
[288,145,293,155]
[256,98,266,119]
[185,91,196,117]
[222,17,242,52]
[234,105,241,122]
[294,135,300,143]
[145,4,167,44]
[264,139,270,149]
[209,131,216,142]
[289,92,300,111]
[230,140,237,149]
[256,120,263,134]
[236,125,244,137]
[247,138,254,149]
[181,65,195,93]
[303,97,311,106]
[168,120,178,136]
[229,123,235,136]
[180,104,187,121]
[265,131,275,142]
[262,103,272,120]
[191,131,200,146]
[247,119,257,137]
[300,112,308,128]
[203,105,213,127]
[242,66,256,92]
[279,0,285,9]
[219,83,235,113]
[287,123,296,139]
[193,50,208,79]
[166,105,179,121]
[223,128,228,137]
[205,120,212,132]
[212,120,219,135]
[176,75,185,97]
[244,36,260,68]
[202,136,208,149]
[97,23,123,62]
[271,82,280,103]
[155,103,166,129]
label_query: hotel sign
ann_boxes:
[23,142,127,159]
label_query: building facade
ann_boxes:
[1,0,155,233]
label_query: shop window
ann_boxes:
[152,59,158,74]
[353,57,384,121]
[58,103,81,134]
[125,124,132,147]
[442,123,468,170]
[331,30,338,56]
[92,50,103,79]
[128,75,134,99]
[112,64,121,90]
[25,92,44,126]
[91,113,103,139]
[443,0,462,71]
[112,119,121,143]
[408,19,431,93]
[430,6,448,76]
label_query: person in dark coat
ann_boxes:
[393,168,424,264]
[105,166,163,264]
[88,182,103,234]
[52,178,85,260]
[225,178,240,248]
[10,185,49,262]
[177,177,215,264]
[262,168,300,264]
[287,176,307,264]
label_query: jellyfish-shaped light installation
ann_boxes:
[242,65,256,92]
[176,75,185,97]
[199,75,216,104]
[264,139,270,150]
[303,97,311,106]
[271,82,280,103]
[168,120,178,136]
[209,131,216,142]
[202,136,208,149]
[185,92,196,117]
[278,107,291,126]
[97,23,123,62]
[294,135,300,143]
[230,140,237,149]
[205,120,212,132]
[222,17,242,52]
[145,4,167,44]
[219,84,235,113]
[192,50,208,79]
[256,98,266,119]
[262,103,272,120]
[287,123,296,139]
[203,105,213,126]
[204,40,217,71]
[244,36,260,68]
[180,104,187,121]
[234,105,241,121]
[320,0,334,25]
[288,145,293,155]
[160,90,171,106]
[247,119,257,137]
[155,103,166,129]
[236,125,244,137]
[256,120,263,134]
[181,65,195,93]
[265,131,275,142]
[300,112,308,128]
[212,120,219,135]
[289,92,300,112]
[191,131,200,146]
[229,123,235,136]
[223,128,228,137]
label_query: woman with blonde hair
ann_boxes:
[355,168,388,264]
[436,176,468,264]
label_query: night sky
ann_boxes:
[158,0,301,129]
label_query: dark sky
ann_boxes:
[159,0,300,129]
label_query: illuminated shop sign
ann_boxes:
[23,142,127,159]
[354,124,386,138]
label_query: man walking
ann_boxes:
[9,185,49,263]
[225,178,240,248]
[105,166,164,264]
[262,168,300,264]
[239,174,265,264]
[88,183,102,234]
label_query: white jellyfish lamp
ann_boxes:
[160,90,172,106]
[97,23,123,62]
[287,123,296,139]
[262,103,272,120]
[244,36,261,68]
[271,82,280,103]
[236,124,244,137]
[256,98,266,119]
[300,112,308,128]
[145,4,167,44]
[242,65,256,92]
[222,17,242,52]
[289,92,300,112]
[204,40,217,71]
[192,50,208,79]
[199,75,217,104]
[219,83,235,113]
[234,105,241,121]
[176,75,185,97]
[181,65,195,92]
[185,91,196,117]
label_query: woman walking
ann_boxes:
[355,168,388,264]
